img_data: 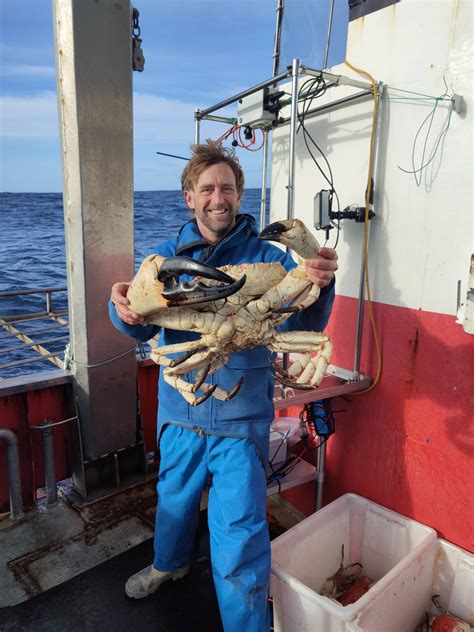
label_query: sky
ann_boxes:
[0,0,348,193]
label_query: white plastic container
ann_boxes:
[349,538,474,631]
[270,493,436,631]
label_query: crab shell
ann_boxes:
[430,615,472,632]
[337,576,374,606]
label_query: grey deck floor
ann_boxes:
[0,537,223,632]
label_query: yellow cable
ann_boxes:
[343,60,382,393]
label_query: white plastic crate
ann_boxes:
[270,493,436,631]
[349,538,474,631]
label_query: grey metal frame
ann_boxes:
[192,62,382,390]
[353,87,383,378]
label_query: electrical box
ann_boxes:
[314,190,332,230]
[237,88,275,129]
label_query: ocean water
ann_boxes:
[0,190,268,378]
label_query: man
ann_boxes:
[110,141,338,631]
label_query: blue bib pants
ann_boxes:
[154,424,271,632]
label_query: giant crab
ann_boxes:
[126,219,333,405]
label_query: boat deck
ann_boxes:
[1,532,224,632]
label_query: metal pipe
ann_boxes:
[198,114,237,124]
[30,417,78,503]
[272,0,285,79]
[0,322,68,340]
[31,418,77,505]
[353,239,369,379]
[0,429,24,520]
[277,89,373,126]
[0,287,67,297]
[259,130,270,231]
[1,310,68,325]
[353,85,383,378]
[316,439,326,511]
[197,69,291,118]
[281,59,301,377]
[287,58,300,221]
[301,66,373,91]
[0,335,69,355]
[323,0,335,70]
[0,320,65,370]
[40,422,58,505]
[0,352,66,371]
[194,109,201,144]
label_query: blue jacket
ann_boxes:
[109,214,335,461]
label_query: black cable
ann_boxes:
[296,76,342,250]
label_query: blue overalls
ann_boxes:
[110,214,335,631]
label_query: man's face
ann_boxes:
[184,162,241,244]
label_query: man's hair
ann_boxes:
[181,140,244,197]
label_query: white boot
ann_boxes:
[125,563,190,599]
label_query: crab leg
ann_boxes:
[145,309,228,336]
[268,333,333,387]
[162,371,243,406]
[163,374,218,406]
[151,348,215,373]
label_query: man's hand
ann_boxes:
[304,247,338,289]
[110,282,144,325]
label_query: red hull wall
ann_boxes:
[281,296,474,552]
[0,385,74,511]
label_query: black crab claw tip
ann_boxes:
[158,256,246,306]
[258,221,287,242]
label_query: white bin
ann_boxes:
[270,493,436,631]
[349,538,474,631]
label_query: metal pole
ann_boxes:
[0,429,24,520]
[41,423,58,505]
[259,130,270,231]
[301,66,373,91]
[287,59,300,222]
[316,439,326,511]
[46,291,52,314]
[199,114,237,124]
[323,0,335,70]
[282,59,301,376]
[353,85,383,378]
[198,70,291,119]
[194,109,201,144]
[278,89,373,126]
[272,0,285,79]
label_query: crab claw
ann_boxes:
[258,218,320,260]
[159,256,246,306]
[127,254,247,316]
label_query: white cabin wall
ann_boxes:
[270,0,473,317]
